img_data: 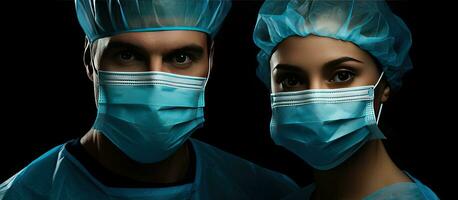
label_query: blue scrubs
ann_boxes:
[1,139,299,200]
[283,172,439,200]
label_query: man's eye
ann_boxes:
[279,74,303,89]
[330,70,355,83]
[118,51,135,61]
[172,53,192,66]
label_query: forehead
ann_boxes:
[104,30,208,51]
[272,35,372,67]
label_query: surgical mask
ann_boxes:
[270,73,386,170]
[92,70,206,163]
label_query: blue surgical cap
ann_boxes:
[253,0,412,90]
[75,0,232,43]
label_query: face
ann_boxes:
[270,35,390,107]
[88,30,210,77]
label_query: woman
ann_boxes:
[253,0,439,199]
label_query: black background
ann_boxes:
[1,0,455,199]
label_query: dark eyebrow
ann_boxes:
[104,42,205,60]
[273,63,304,73]
[272,64,308,83]
[322,57,362,70]
[105,41,144,52]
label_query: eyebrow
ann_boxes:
[274,57,362,70]
[103,41,151,59]
[105,41,144,52]
[273,63,304,73]
[322,57,362,71]
[105,42,205,58]
[272,56,363,81]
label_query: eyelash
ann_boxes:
[164,52,197,63]
[115,50,143,62]
[274,67,357,89]
[112,50,199,67]
[275,73,305,88]
[329,69,356,83]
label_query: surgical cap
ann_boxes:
[253,0,412,90]
[75,0,232,42]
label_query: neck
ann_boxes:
[312,140,411,200]
[80,129,192,185]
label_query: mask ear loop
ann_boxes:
[376,103,383,124]
[374,72,385,124]
[83,38,100,77]
[203,40,214,90]
[374,71,385,89]
[84,37,102,108]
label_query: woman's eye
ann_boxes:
[330,70,355,83]
[280,74,303,89]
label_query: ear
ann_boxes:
[83,38,94,81]
[381,83,391,103]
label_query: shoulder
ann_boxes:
[190,139,299,199]
[283,184,315,200]
[405,173,440,200]
[0,144,64,200]
[364,174,440,200]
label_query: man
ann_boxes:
[0,0,298,199]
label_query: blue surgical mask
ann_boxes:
[270,73,386,170]
[93,70,206,163]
